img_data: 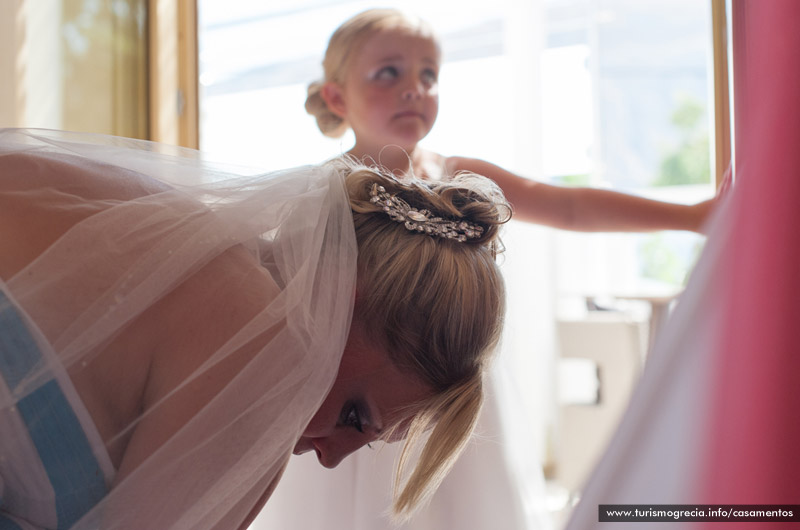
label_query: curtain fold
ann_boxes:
[564,1,800,527]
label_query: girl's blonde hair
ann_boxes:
[306,9,439,138]
[342,159,510,519]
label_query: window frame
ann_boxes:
[148,0,199,148]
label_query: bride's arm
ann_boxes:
[237,458,290,530]
[113,245,283,484]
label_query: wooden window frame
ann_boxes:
[148,0,198,148]
[711,0,732,188]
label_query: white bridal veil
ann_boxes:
[0,129,357,529]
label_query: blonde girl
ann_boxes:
[306,8,715,232]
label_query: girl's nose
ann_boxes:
[402,83,423,100]
[311,435,370,469]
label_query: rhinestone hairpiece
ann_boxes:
[369,183,484,242]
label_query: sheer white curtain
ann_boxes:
[199,1,556,529]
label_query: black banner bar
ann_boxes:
[599,504,800,523]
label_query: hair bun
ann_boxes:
[305,81,349,138]
[435,171,512,249]
[344,161,511,252]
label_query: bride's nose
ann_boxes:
[311,435,371,468]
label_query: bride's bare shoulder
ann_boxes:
[144,243,282,400]
[0,151,168,280]
[113,244,282,481]
[0,150,170,197]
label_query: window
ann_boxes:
[0,0,148,137]
[544,0,714,307]
[197,0,720,513]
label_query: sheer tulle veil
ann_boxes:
[0,128,357,529]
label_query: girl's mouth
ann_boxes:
[393,110,425,121]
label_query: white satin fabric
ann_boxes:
[0,129,357,529]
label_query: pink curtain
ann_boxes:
[704,0,800,508]
[564,1,800,528]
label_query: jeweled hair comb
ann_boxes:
[369,183,484,242]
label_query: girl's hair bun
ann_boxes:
[305,81,349,138]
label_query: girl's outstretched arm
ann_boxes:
[446,156,713,233]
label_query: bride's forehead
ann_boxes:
[339,325,431,396]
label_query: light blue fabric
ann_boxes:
[0,514,25,530]
[0,291,108,529]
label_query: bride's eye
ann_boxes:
[341,403,364,433]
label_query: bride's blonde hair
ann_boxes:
[342,160,510,519]
[306,9,439,138]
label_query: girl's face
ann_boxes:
[325,29,441,152]
[294,319,432,468]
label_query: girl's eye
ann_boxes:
[421,68,438,85]
[374,66,399,81]
[342,403,364,433]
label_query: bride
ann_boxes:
[0,129,510,529]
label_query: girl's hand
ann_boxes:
[717,162,734,199]
[690,198,716,233]
[696,163,734,233]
